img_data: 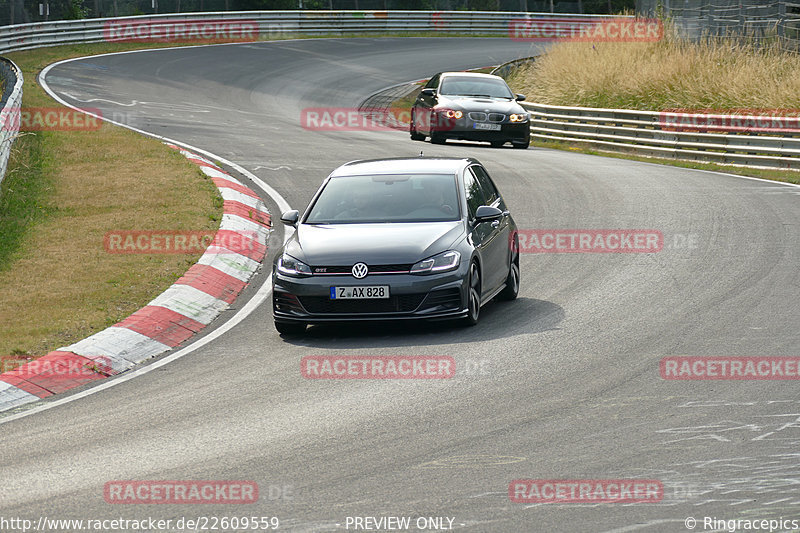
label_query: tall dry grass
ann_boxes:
[507,26,800,111]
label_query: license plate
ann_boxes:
[330,286,390,299]
[473,123,501,131]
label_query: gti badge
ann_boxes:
[351,262,368,279]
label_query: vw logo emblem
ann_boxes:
[351,262,368,279]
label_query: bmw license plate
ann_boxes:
[473,123,501,131]
[330,286,390,299]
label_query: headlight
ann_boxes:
[509,113,529,122]
[277,253,312,277]
[411,250,461,275]
[441,109,463,119]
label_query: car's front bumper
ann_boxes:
[272,268,469,323]
[432,118,530,143]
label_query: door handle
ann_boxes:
[491,220,500,228]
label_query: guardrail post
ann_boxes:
[707,2,715,37]
[0,58,23,196]
[738,0,744,35]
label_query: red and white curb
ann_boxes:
[0,144,270,413]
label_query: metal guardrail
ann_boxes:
[521,103,800,171]
[636,0,800,52]
[0,10,625,54]
[0,58,23,190]
[491,58,800,171]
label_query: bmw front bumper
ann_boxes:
[432,118,530,144]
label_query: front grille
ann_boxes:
[420,287,462,311]
[298,294,425,314]
[311,264,412,275]
[488,113,506,122]
[469,112,487,121]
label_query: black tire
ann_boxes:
[512,137,530,149]
[462,261,481,326]
[430,133,446,145]
[275,321,306,335]
[497,259,520,301]
[410,111,425,141]
[491,140,505,148]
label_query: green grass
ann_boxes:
[0,45,222,358]
[0,132,53,271]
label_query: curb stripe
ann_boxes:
[64,327,173,364]
[219,188,268,210]
[0,380,40,408]
[211,176,260,198]
[200,166,237,181]
[212,227,267,262]
[116,305,206,347]
[175,264,247,304]
[0,351,110,397]
[147,284,230,326]
[187,157,219,169]
[0,373,53,398]
[197,249,260,282]
[223,200,271,227]
[221,213,271,236]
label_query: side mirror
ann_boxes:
[515,94,526,101]
[474,205,503,223]
[421,88,436,97]
[280,210,300,226]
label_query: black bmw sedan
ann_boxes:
[410,72,530,149]
[272,157,519,335]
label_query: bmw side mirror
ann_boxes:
[421,88,436,97]
[515,94,526,101]
[475,205,503,222]
[280,210,300,226]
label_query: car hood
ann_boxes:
[438,95,524,114]
[285,221,464,266]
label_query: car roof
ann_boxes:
[330,157,479,177]
[439,72,504,80]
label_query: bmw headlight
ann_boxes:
[509,113,529,122]
[277,253,312,277]
[411,250,461,275]
[441,109,463,119]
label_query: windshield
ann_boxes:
[304,173,461,224]
[439,76,514,98]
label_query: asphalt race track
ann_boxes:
[2,38,800,532]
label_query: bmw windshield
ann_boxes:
[439,76,515,99]
[304,173,461,224]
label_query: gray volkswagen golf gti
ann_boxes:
[272,157,519,335]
